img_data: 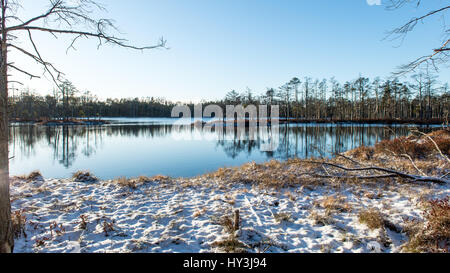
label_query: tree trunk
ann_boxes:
[0,23,13,253]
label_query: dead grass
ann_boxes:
[111,175,172,189]
[12,210,27,239]
[78,215,88,230]
[347,146,374,160]
[114,177,137,189]
[72,171,98,183]
[205,160,323,188]
[17,171,43,182]
[309,210,335,226]
[374,130,450,160]
[211,235,248,253]
[316,195,353,213]
[403,197,450,253]
[358,208,385,230]
[214,214,236,234]
[273,212,293,223]
[102,220,115,237]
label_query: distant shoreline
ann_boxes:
[9,117,446,126]
[9,118,110,126]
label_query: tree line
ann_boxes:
[9,72,449,122]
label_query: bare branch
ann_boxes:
[386,1,450,75]
[7,63,40,79]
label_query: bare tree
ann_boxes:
[386,0,449,74]
[0,0,166,253]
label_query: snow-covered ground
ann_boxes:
[10,172,449,253]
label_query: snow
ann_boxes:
[10,176,450,253]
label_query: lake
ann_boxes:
[8,118,438,179]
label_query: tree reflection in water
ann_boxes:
[8,122,433,176]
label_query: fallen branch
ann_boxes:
[334,153,363,166]
[312,174,398,180]
[306,161,449,184]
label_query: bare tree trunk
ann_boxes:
[0,6,13,251]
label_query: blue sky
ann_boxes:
[9,0,450,102]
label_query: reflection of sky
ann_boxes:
[8,118,439,179]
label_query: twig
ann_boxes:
[400,153,427,176]
[412,129,450,164]
[334,153,363,166]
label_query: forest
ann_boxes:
[9,71,449,123]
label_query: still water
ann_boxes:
[8,118,437,179]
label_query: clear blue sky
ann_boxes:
[9,0,450,102]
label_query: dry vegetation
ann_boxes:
[358,208,385,230]
[205,129,450,188]
[72,171,98,183]
[403,197,450,253]
[15,171,43,182]
[11,129,449,253]
[204,129,449,253]
[12,210,27,239]
[110,175,172,189]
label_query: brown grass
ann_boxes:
[316,195,352,213]
[17,171,43,182]
[403,197,450,253]
[358,208,385,230]
[309,210,335,226]
[12,210,27,239]
[347,146,374,160]
[78,215,88,230]
[273,212,293,223]
[72,171,98,183]
[114,177,137,189]
[102,220,115,236]
[111,175,172,189]
[205,160,323,188]
[374,130,450,160]
[211,235,248,253]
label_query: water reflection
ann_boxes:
[8,120,436,179]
